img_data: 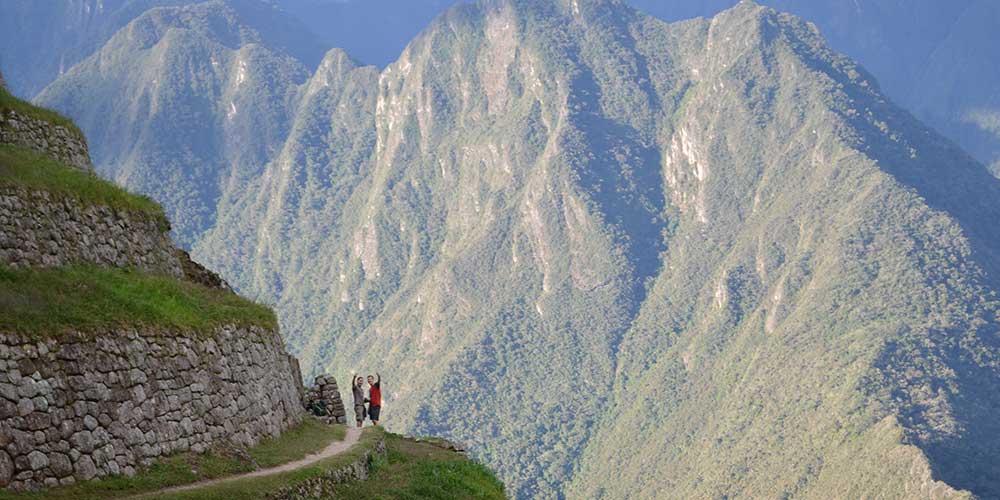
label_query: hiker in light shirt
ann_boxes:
[351,374,366,428]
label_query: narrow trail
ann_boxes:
[133,426,362,498]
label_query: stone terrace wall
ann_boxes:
[0,109,93,172]
[0,187,182,277]
[270,435,386,500]
[0,325,305,491]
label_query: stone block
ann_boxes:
[0,451,12,487]
[26,451,47,471]
[74,455,96,481]
[48,453,72,478]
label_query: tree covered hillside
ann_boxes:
[627,0,1000,177]
[30,0,1000,498]
[197,0,1000,497]
[33,0,327,247]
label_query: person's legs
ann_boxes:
[370,406,381,426]
[355,404,365,427]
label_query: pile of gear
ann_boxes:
[303,374,348,424]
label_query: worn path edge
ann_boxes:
[131,426,363,498]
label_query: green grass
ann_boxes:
[147,429,505,500]
[327,433,506,500]
[0,144,168,228]
[0,419,347,500]
[153,427,386,500]
[248,418,347,468]
[0,265,277,337]
[0,86,83,137]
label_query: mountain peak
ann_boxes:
[318,47,364,74]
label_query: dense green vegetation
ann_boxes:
[29,0,1000,498]
[0,86,82,136]
[0,145,167,227]
[0,265,276,337]
[33,1,323,247]
[0,419,346,500]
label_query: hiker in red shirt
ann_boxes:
[366,373,382,426]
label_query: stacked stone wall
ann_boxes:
[0,187,182,277]
[0,109,93,172]
[304,376,347,424]
[0,325,305,491]
[269,435,386,500]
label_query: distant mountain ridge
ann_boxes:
[627,0,1000,176]
[35,0,329,247]
[29,0,1000,498]
[5,0,998,174]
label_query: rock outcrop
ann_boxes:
[175,249,231,290]
[0,187,182,277]
[0,325,304,491]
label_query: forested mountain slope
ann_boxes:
[11,0,1000,175]
[31,0,1000,498]
[0,0,186,97]
[628,0,1000,176]
[0,0,325,98]
[203,0,1000,497]
[34,0,328,246]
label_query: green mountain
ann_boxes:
[34,0,326,247]
[626,0,1000,178]
[35,0,1000,498]
[0,0,185,97]
[7,1,1000,177]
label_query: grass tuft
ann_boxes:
[0,265,277,337]
[0,426,504,500]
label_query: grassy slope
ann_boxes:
[329,433,506,500]
[0,87,83,137]
[156,429,385,500]
[153,429,504,500]
[0,265,276,337]
[0,419,347,500]
[0,144,168,227]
